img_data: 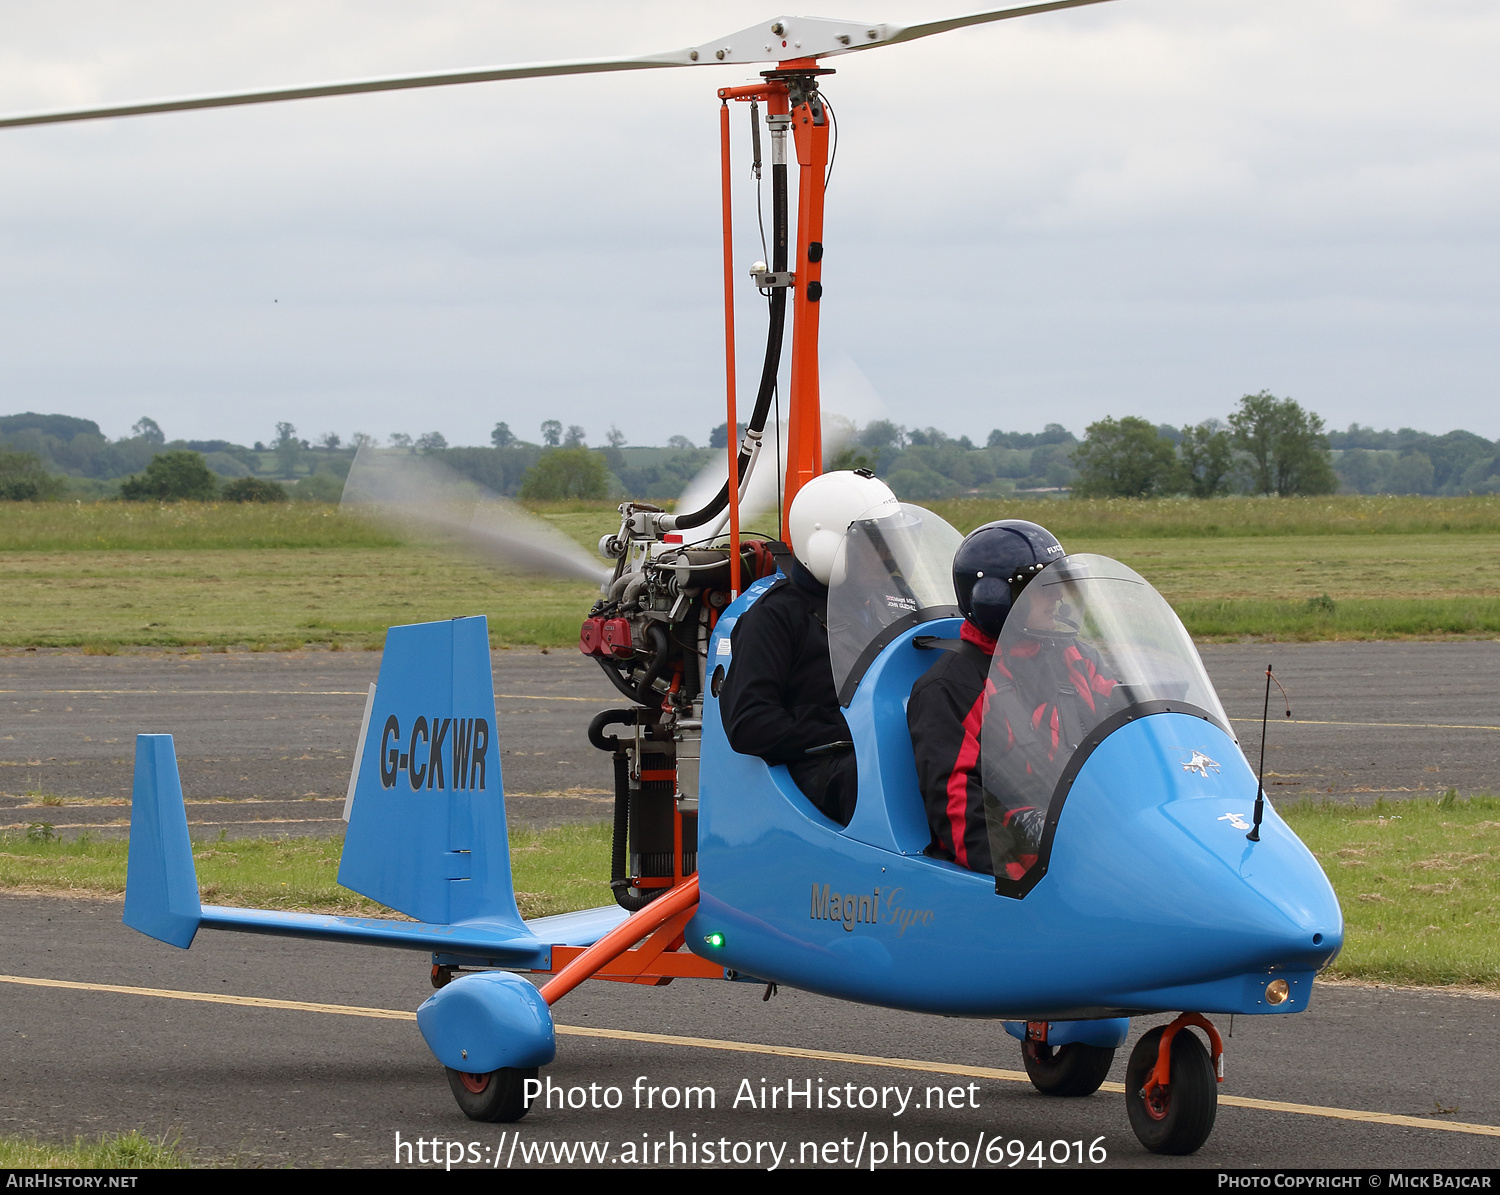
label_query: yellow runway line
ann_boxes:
[4,973,1497,1138]
[494,693,605,703]
[0,689,369,696]
[556,1025,1500,1137]
[1231,716,1500,732]
[0,973,414,1020]
[3,689,600,702]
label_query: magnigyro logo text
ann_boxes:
[378,715,492,791]
[810,883,934,936]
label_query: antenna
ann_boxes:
[1247,663,1291,842]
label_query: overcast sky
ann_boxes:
[0,0,1496,449]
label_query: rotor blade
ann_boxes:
[0,51,693,130]
[865,0,1120,52]
[0,2,1118,130]
[341,446,609,585]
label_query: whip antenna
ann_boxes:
[1247,664,1291,841]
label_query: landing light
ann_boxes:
[1265,979,1290,1005]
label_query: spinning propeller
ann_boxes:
[341,447,611,586]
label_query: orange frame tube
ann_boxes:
[719,101,741,598]
[539,875,701,1006]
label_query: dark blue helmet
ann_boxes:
[952,520,1066,638]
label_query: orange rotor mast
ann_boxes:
[718,59,832,550]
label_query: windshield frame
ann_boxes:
[826,502,963,706]
[980,553,1235,899]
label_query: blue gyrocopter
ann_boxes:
[124,521,1342,1156]
[4,1,1344,1158]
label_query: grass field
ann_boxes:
[0,548,597,650]
[0,1131,185,1169]
[0,500,399,550]
[0,823,613,920]
[932,494,1500,538]
[2,798,1494,989]
[0,497,1496,647]
[1288,794,1500,988]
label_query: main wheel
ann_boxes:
[445,1066,538,1123]
[1125,1026,1217,1155]
[1022,1040,1115,1097]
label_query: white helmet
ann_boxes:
[787,470,899,586]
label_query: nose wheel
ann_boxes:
[1124,1016,1221,1155]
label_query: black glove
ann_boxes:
[1009,806,1048,853]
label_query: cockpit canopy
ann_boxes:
[826,502,963,705]
[981,553,1231,889]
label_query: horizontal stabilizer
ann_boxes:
[198,902,630,968]
[200,906,546,966]
[123,735,202,949]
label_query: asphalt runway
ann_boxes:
[3,640,1498,838]
[0,647,620,838]
[3,643,1498,1168]
[1,895,1497,1170]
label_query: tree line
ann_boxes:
[1072,393,1337,499]
[3,403,1497,503]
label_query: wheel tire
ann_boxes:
[1021,1040,1115,1097]
[444,1066,538,1123]
[1124,1026,1217,1155]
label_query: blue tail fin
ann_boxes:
[338,616,526,930]
[123,734,203,948]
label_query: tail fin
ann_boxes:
[123,735,203,948]
[338,615,527,930]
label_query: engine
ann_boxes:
[580,507,780,911]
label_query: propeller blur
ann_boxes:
[341,446,609,586]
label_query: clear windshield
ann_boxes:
[827,502,964,704]
[980,554,1229,883]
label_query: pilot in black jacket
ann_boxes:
[718,556,857,824]
[716,470,900,827]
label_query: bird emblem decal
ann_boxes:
[1182,750,1221,777]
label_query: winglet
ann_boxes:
[123,734,203,949]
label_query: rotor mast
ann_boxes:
[719,59,832,544]
[780,62,833,538]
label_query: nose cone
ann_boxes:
[1041,714,1342,1007]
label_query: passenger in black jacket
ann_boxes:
[717,470,901,826]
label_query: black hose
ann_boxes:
[608,741,666,912]
[596,656,648,706]
[587,707,640,753]
[634,623,673,706]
